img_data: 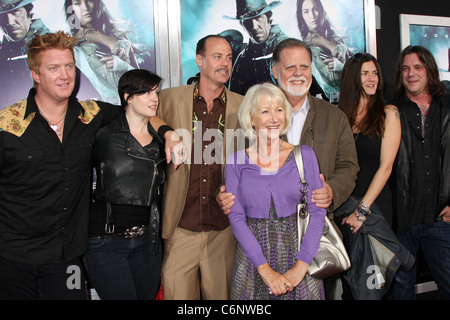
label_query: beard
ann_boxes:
[278,76,312,98]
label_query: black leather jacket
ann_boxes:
[391,94,450,233]
[93,113,166,254]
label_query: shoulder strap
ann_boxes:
[294,145,306,184]
[294,145,309,239]
[294,145,309,207]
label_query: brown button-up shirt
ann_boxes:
[178,84,230,232]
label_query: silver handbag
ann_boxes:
[294,145,351,279]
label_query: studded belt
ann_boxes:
[104,225,149,239]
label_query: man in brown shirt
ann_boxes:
[178,85,230,231]
[157,35,244,299]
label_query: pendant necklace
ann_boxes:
[40,112,65,136]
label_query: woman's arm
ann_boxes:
[226,155,295,295]
[80,29,119,52]
[305,32,337,54]
[149,116,185,168]
[343,105,401,232]
[225,158,267,268]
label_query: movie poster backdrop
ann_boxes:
[400,14,450,82]
[180,0,370,102]
[0,0,156,109]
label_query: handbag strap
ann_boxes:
[293,145,309,208]
[294,145,310,250]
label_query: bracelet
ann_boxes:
[359,201,369,209]
[355,207,367,222]
[355,201,371,222]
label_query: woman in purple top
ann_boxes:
[225,83,326,300]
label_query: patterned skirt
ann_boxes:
[230,199,325,300]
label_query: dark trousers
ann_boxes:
[391,220,450,300]
[84,232,162,300]
[0,256,87,300]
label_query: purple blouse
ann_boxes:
[225,145,326,268]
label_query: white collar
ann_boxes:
[290,95,310,116]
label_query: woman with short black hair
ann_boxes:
[85,69,166,300]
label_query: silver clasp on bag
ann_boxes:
[300,181,309,196]
[298,181,309,219]
[298,202,308,219]
[300,181,309,194]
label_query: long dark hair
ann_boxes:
[64,0,121,36]
[338,53,386,137]
[296,0,336,40]
[393,45,445,100]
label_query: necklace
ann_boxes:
[254,140,284,159]
[40,112,65,136]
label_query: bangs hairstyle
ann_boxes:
[27,31,77,74]
[118,69,162,108]
[238,83,291,136]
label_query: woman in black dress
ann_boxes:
[338,53,401,230]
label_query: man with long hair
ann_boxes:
[390,45,450,300]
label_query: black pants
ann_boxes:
[0,256,87,300]
[84,233,162,300]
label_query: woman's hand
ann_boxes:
[99,55,115,70]
[342,212,364,233]
[284,260,309,288]
[257,263,293,296]
[164,130,187,169]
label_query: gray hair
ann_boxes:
[272,38,312,65]
[238,82,291,136]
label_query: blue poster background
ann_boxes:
[0,0,155,109]
[409,24,450,81]
[180,0,366,97]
